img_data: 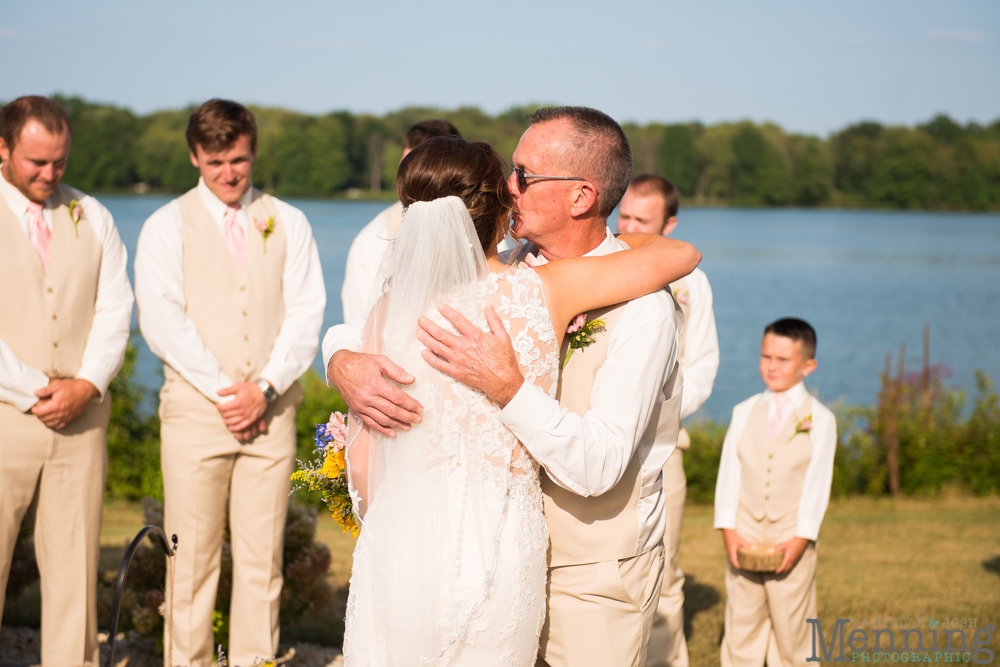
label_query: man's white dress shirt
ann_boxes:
[713,381,837,541]
[0,170,134,411]
[677,267,719,419]
[341,203,399,323]
[323,227,681,556]
[134,179,325,402]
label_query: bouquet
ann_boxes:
[291,412,359,537]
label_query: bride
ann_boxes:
[342,136,700,666]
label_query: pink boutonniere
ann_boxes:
[68,199,84,238]
[255,216,275,253]
[675,289,689,305]
[562,314,606,368]
[790,415,812,442]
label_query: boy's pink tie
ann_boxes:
[769,393,788,441]
[27,201,51,273]
[224,203,245,270]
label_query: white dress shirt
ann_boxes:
[340,203,398,323]
[0,170,134,410]
[677,267,720,419]
[322,227,681,555]
[134,178,325,402]
[713,382,837,541]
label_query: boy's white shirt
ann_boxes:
[713,381,837,541]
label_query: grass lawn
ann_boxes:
[31,495,1000,660]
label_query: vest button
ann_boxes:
[764,495,770,500]
[52,341,58,348]
[244,335,249,341]
[52,314,57,320]
[767,468,771,473]
[768,453,774,459]
[246,360,251,366]
[240,285,246,291]
[243,310,248,316]
[765,482,770,487]
[47,287,54,293]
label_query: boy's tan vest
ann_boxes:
[0,183,102,382]
[169,188,286,391]
[542,301,684,567]
[736,395,814,521]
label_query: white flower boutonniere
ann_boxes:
[68,199,84,238]
[255,217,275,253]
[790,415,812,442]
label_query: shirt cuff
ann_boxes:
[75,365,112,400]
[794,518,821,541]
[9,368,50,412]
[498,380,554,446]
[713,508,737,531]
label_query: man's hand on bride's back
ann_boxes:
[417,305,524,407]
[327,350,423,437]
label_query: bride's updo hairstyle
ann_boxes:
[396,136,515,252]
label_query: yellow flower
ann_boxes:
[321,449,346,478]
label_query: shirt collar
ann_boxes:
[527,227,618,266]
[764,381,809,410]
[196,177,253,220]
[0,166,38,219]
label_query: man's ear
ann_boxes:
[569,182,600,218]
[662,216,678,237]
[0,137,10,163]
[189,151,200,168]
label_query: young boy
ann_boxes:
[714,318,837,667]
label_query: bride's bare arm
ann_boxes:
[347,426,370,515]
[532,232,700,336]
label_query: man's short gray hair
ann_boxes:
[526,106,632,218]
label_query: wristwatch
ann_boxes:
[256,379,278,403]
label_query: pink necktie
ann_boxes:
[27,201,51,273]
[224,204,245,270]
[769,393,789,441]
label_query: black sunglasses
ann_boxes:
[510,163,596,195]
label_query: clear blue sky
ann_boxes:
[1,0,997,135]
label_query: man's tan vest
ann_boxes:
[542,301,684,567]
[171,188,286,390]
[0,183,102,381]
[736,395,814,522]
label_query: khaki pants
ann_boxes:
[160,371,301,667]
[646,446,688,667]
[537,543,664,667]
[721,504,817,667]
[0,397,109,667]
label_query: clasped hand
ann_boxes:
[216,381,269,442]
[31,378,98,430]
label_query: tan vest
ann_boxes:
[542,301,684,567]
[737,395,814,522]
[0,183,101,379]
[174,188,285,389]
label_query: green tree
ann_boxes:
[867,127,935,208]
[57,96,138,191]
[730,123,791,205]
[789,135,833,205]
[658,123,702,196]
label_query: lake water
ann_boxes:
[104,195,1000,421]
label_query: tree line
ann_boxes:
[22,96,1000,210]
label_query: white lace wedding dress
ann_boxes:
[342,197,559,666]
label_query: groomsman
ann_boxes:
[336,119,461,325]
[619,174,720,667]
[134,99,325,666]
[0,96,134,666]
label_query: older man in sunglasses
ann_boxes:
[323,106,687,666]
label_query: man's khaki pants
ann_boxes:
[721,505,817,667]
[646,446,688,667]
[160,373,301,667]
[537,543,665,667]
[0,398,109,667]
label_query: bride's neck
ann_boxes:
[484,245,509,273]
